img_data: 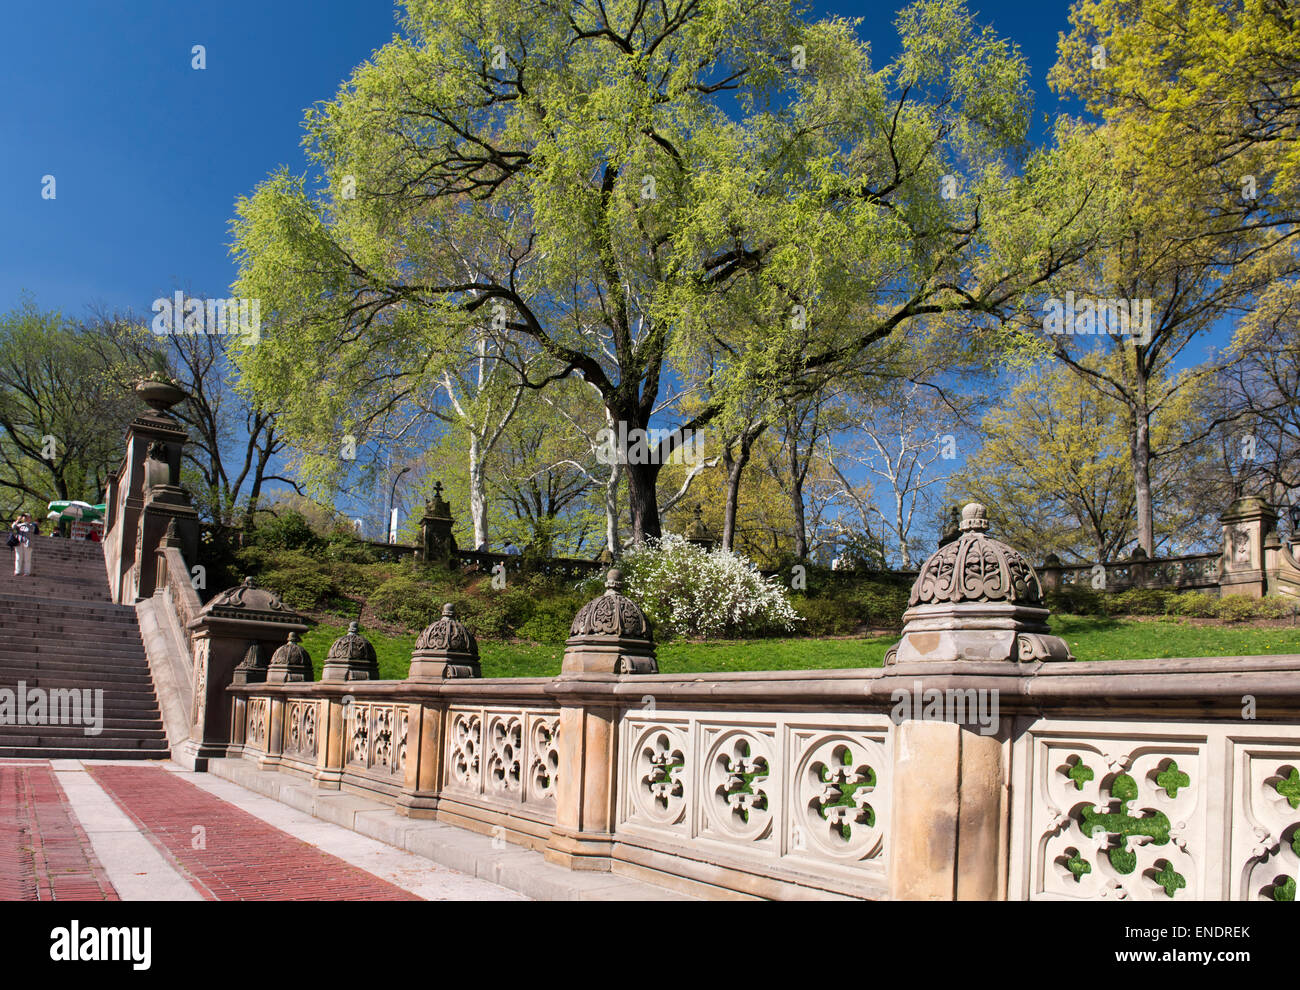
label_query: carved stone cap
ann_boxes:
[327,621,377,664]
[1221,495,1277,524]
[409,603,480,680]
[569,569,653,642]
[414,603,478,658]
[200,577,302,624]
[267,630,313,683]
[323,621,379,681]
[908,503,1044,608]
[889,502,1072,666]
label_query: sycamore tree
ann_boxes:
[951,354,1220,562]
[230,0,1108,544]
[1043,0,1300,553]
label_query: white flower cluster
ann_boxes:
[620,534,802,638]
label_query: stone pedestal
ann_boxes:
[1220,496,1277,598]
[176,578,307,771]
[545,570,657,870]
[419,482,457,565]
[321,622,380,681]
[108,379,200,603]
[882,502,1070,899]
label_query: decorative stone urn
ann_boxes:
[561,569,657,674]
[266,631,313,683]
[322,621,380,681]
[885,503,1073,665]
[408,604,481,680]
[135,377,187,413]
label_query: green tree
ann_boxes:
[230,0,1101,543]
[0,301,139,513]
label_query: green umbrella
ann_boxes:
[46,500,105,522]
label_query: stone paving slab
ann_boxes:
[0,761,117,900]
[207,758,693,901]
[87,763,425,901]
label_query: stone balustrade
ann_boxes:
[213,505,1300,900]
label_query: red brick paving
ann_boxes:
[88,765,420,901]
[0,762,118,901]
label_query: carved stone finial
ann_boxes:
[886,501,1072,666]
[408,603,480,680]
[323,620,379,681]
[266,629,313,683]
[564,570,657,674]
[959,502,989,533]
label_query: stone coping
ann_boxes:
[226,653,1300,716]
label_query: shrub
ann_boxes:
[619,535,801,639]
[791,595,860,636]
[1107,588,1175,616]
[1167,592,1219,618]
[255,549,339,611]
[248,511,322,552]
[1213,595,1259,622]
[1046,585,1107,616]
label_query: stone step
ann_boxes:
[0,642,150,661]
[0,623,147,641]
[0,726,166,743]
[0,746,168,760]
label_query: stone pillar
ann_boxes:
[176,578,307,771]
[396,603,480,814]
[1220,496,1277,598]
[314,695,348,790]
[684,504,716,551]
[545,570,657,870]
[110,378,200,603]
[1128,546,1149,588]
[1040,553,1062,593]
[419,482,457,565]
[888,718,1006,900]
[396,702,445,817]
[883,502,1071,900]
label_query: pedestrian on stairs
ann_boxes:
[9,512,37,577]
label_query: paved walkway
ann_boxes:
[0,759,525,901]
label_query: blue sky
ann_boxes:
[0,0,1093,549]
[0,0,1075,317]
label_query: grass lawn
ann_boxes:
[299,615,1300,680]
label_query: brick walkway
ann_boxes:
[87,765,420,901]
[0,762,118,900]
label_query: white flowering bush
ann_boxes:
[618,534,801,639]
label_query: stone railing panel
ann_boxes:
[345,701,410,791]
[1009,716,1300,901]
[442,704,561,822]
[615,707,891,898]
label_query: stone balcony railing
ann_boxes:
[1045,551,1224,593]
[208,505,1300,900]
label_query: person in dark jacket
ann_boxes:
[10,513,38,576]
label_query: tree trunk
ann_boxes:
[788,437,807,560]
[604,458,622,555]
[468,433,488,549]
[722,421,764,551]
[626,460,663,543]
[1131,365,1154,555]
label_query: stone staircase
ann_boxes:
[0,536,169,759]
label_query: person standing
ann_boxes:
[9,513,38,577]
